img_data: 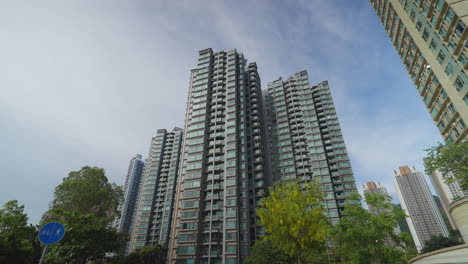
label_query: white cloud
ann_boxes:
[0,0,443,223]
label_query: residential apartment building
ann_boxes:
[167,49,268,264]
[130,128,183,251]
[394,166,449,252]
[363,181,391,214]
[363,181,402,247]
[369,0,468,143]
[114,154,145,255]
[424,158,466,229]
[264,72,357,225]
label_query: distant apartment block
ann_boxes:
[363,181,391,214]
[114,154,145,255]
[264,71,357,225]
[167,49,268,264]
[130,128,183,252]
[363,181,402,247]
[424,158,466,229]
[369,0,468,143]
[394,166,449,252]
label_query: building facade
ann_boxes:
[114,154,145,255]
[130,128,183,251]
[264,72,357,225]
[363,181,391,214]
[167,49,268,264]
[394,166,449,252]
[363,181,402,247]
[424,158,466,229]
[369,0,468,143]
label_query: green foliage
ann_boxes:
[332,192,415,264]
[0,200,40,264]
[421,234,462,253]
[425,141,468,191]
[118,244,167,264]
[257,180,329,263]
[44,210,127,264]
[41,166,125,264]
[44,166,123,221]
[244,240,295,264]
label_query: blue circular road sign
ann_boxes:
[38,222,65,245]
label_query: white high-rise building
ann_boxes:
[424,158,466,230]
[394,166,449,252]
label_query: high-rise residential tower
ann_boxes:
[363,181,391,214]
[130,128,183,252]
[394,166,449,252]
[114,154,145,255]
[424,158,466,229]
[264,72,357,225]
[363,181,402,247]
[168,49,268,264]
[369,0,467,143]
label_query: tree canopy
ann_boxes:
[244,240,295,264]
[421,234,462,253]
[425,141,468,191]
[0,200,41,264]
[332,192,415,264]
[257,180,329,264]
[41,166,125,264]
[119,244,168,264]
[45,166,123,221]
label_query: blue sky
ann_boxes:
[1,0,442,224]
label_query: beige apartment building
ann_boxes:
[370,0,467,143]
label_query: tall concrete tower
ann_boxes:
[394,165,449,252]
[369,0,467,143]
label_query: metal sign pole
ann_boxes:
[38,244,49,264]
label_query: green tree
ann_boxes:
[244,240,295,264]
[119,244,167,264]
[421,234,462,253]
[45,166,123,220]
[0,200,39,264]
[332,192,415,264]
[41,166,125,264]
[424,141,468,191]
[257,180,329,264]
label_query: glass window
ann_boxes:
[444,63,454,77]
[458,53,467,67]
[429,39,438,52]
[454,76,465,92]
[448,39,457,51]
[410,10,416,21]
[437,50,446,64]
[435,0,444,11]
[179,233,197,242]
[226,245,237,253]
[180,222,198,230]
[455,21,465,37]
[422,29,429,41]
[439,27,447,38]
[226,220,236,229]
[438,120,446,131]
[448,103,456,114]
[431,15,437,27]
[181,210,198,219]
[446,135,454,144]
[177,246,196,255]
[444,8,454,24]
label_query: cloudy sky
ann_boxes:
[1,0,442,224]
